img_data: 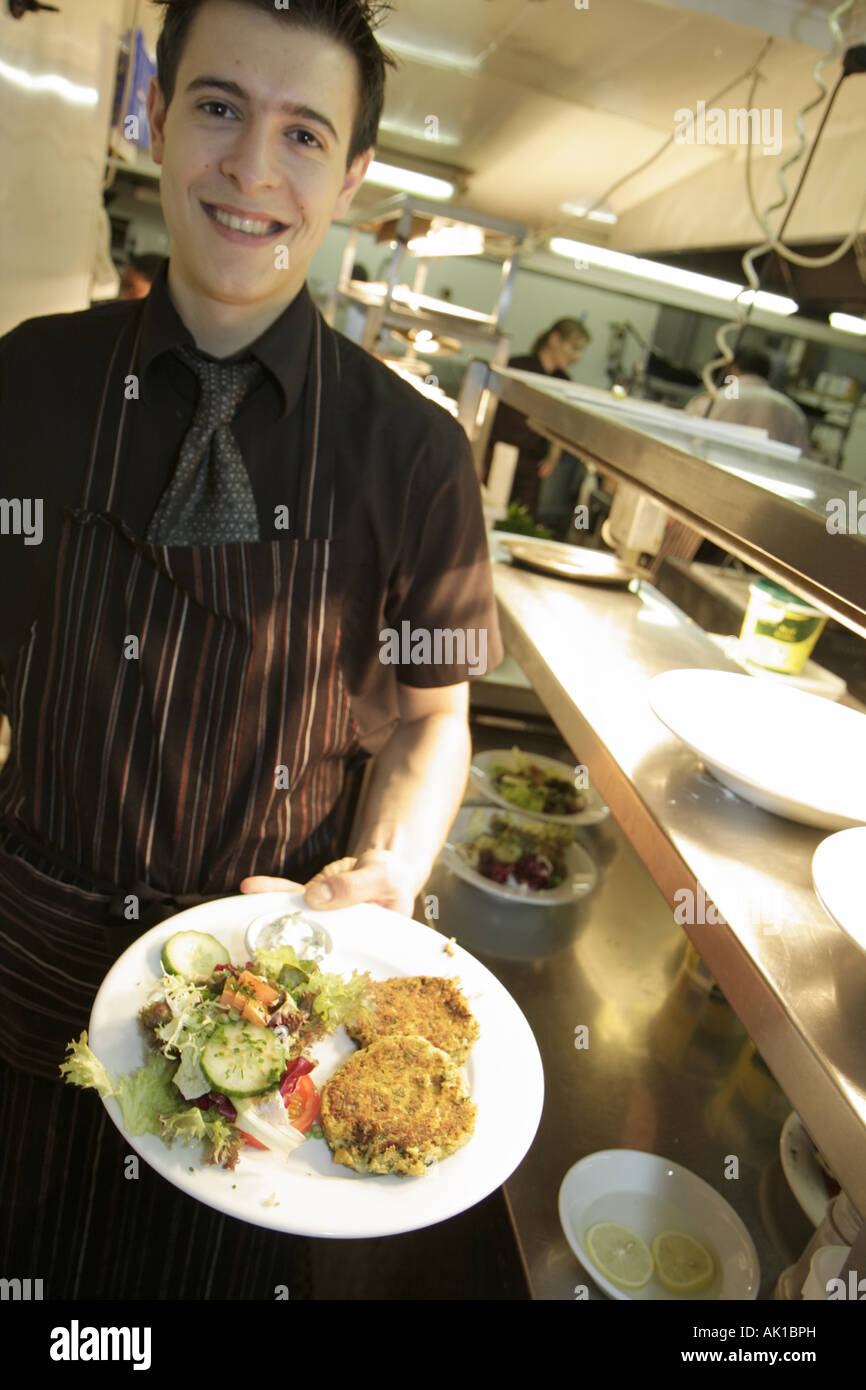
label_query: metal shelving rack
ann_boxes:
[324,194,526,386]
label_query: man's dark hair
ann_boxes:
[153,0,395,166]
[733,347,772,380]
[531,317,591,355]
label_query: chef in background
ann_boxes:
[685,347,811,454]
[485,318,590,519]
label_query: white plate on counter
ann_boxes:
[500,537,638,586]
[811,826,866,951]
[439,806,597,905]
[87,893,544,1238]
[779,1112,838,1227]
[559,1149,760,1301]
[469,748,610,827]
[648,669,866,830]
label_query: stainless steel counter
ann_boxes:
[422,722,816,1300]
[487,560,866,1225]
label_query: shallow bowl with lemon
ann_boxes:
[559,1150,760,1300]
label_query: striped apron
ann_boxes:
[0,307,366,1295]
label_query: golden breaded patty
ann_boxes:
[321,1034,476,1177]
[345,975,479,1065]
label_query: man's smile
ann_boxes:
[201,200,291,241]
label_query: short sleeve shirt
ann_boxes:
[0,263,503,720]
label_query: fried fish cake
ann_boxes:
[321,1034,477,1177]
[345,975,479,1065]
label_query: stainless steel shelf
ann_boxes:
[489,368,866,641]
[491,558,866,1220]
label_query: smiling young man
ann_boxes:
[0,0,501,1297]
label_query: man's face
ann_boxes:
[147,0,371,313]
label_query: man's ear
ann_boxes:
[147,75,168,164]
[333,148,373,220]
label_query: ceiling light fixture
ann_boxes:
[829,312,866,335]
[366,160,455,200]
[562,201,619,226]
[549,237,798,314]
[407,220,484,257]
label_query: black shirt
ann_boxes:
[487,352,572,465]
[0,262,502,705]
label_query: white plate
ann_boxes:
[503,539,638,586]
[88,893,544,1239]
[559,1150,760,1300]
[779,1112,837,1227]
[649,670,866,830]
[812,826,866,951]
[469,748,610,827]
[439,806,597,905]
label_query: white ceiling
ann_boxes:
[364,0,866,255]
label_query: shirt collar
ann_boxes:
[138,258,316,419]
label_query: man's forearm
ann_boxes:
[353,711,471,899]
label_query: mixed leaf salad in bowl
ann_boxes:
[457,812,575,891]
[489,750,586,817]
[61,930,369,1170]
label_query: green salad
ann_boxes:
[60,931,370,1170]
[458,812,575,891]
[489,749,586,817]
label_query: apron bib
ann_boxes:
[0,303,371,1073]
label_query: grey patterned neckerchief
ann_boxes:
[145,343,264,545]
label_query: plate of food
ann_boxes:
[559,1150,760,1300]
[469,747,609,826]
[62,893,544,1238]
[439,807,597,904]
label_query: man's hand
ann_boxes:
[240,848,418,918]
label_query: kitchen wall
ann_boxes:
[0,0,125,335]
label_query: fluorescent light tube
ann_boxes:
[366,161,455,200]
[551,238,798,314]
[829,312,866,335]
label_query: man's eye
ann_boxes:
[289,129,323,150]
[200,100,237,119]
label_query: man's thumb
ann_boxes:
[304,859,381,909]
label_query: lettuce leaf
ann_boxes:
[160,1106,241,1169]
[60,1032,183,1136]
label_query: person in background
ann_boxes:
[343,260,370,342]
[118,252,166,299]
[685,347,810,453]
[485,317,590,518]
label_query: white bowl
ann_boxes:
[812,825,866,952]
[439,806,597,906]
[649,669,866,830]
[559,1149,760,1300]
[469,748,609,827]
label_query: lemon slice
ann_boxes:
[652,1231,715,1293]
[585,1222,653,1290]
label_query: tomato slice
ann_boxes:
[284,1074,320,1133]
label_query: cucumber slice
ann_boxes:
[200,1019,287,1098]
[161,931,229,980]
